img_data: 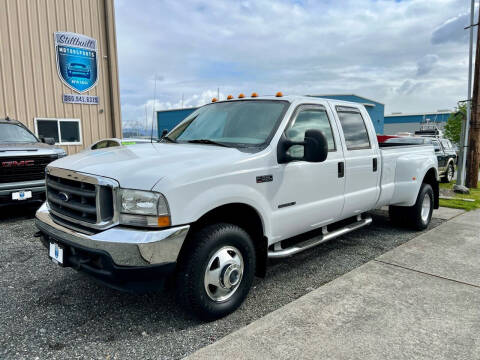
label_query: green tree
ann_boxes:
[444,103,466,144]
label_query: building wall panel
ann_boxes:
[0,0,121,154]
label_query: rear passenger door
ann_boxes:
[432,139,446,171]
[333,105,381,217]
[440,139,456,164]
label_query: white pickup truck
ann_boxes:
[35,95,439,319]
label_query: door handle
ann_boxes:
[373,158,378,172]
[338,162,345,178]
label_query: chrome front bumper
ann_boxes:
[35,202,190,267]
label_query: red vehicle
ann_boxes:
[376,134,399,143]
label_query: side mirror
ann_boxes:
[277,129,328,164]
[304,129,329,162]
[161,129,168,138]
[41,137,56,145]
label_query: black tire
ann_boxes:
[389,183,434,230]
[408,183,434,230]
[389,205,407,226]
[175,223,256,320]
[441,162,455,183]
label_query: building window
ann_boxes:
[34,118,82,145]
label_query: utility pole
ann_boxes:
[456,0,475,189]
[466,5,480,189]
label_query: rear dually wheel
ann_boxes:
[389,183,434,230]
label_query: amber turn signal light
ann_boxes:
[157,216,171,228]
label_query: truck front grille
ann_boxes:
[46,171,116,228]
[0,155,57,183]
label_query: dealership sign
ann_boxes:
[54,32,98,93]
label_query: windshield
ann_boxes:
[168,100,289,147]
[0,123,38,143]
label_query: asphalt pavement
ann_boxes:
[0,203,444,360]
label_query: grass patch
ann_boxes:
[439,181,480,211]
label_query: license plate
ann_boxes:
[12,191,32,200]
[49,242,64,264]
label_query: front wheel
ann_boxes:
[441,162,455,183]
[175,223,256,320]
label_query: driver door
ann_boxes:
[271,104,345,241]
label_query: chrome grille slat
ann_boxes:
[45,168,118,231]
[46,179,96,198]
[47,192,97,215]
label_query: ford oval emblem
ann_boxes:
[58,192,70,202]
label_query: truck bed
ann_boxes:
[376,143,437,208]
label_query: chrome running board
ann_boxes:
[268,215,372,259]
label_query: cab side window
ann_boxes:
[285,107,336,158]
[432,140,441,152]
[336,106,371,150]
[441,139,451,150]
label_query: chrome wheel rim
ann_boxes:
[421,194,431,223]
[447,165,454,182]
[204,246,244,302]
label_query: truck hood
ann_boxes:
[49,142,250,189]
[0,142,65,155]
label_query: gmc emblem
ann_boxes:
[1,160,35,167]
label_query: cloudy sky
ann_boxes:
[114,0,476,129]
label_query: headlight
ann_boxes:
[56,151,67,158]
[118,189,170,228]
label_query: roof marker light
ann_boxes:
[276,92,283,97]
[251,92,258,98]
[238,93,245,98]
[227,95,234,100]
[212,98,218,102]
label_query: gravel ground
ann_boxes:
[0,203,443,360]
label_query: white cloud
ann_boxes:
[115,0,473,126]
[431,13,470,44]
[416,54,439,76]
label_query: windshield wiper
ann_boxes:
[187,139,230,147]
